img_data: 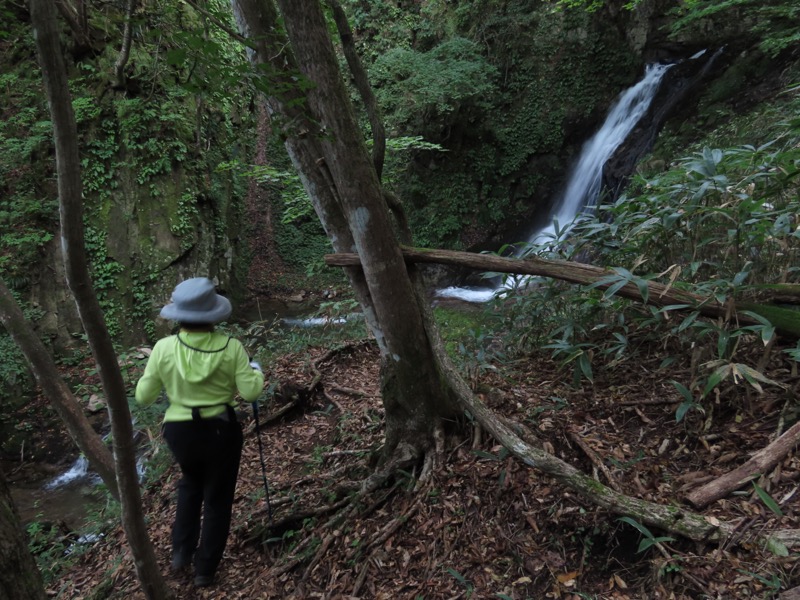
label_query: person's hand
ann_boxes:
[249,361,262,372]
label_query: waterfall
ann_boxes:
[526,62,672,251]
[437,63,672,303]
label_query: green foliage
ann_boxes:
[0,331,30,397]
[498,87,800,401]
[617,516,676,553]
[26,519,75,585]
[752,481,783,517]
[372,37,498,132]
[0,66,60,285]
[669,0,800,57]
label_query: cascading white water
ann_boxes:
[525,62,672,251]
[437,63,673,303]
[44,455,96,489]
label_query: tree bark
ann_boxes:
[325,0,386,178]
[0,468,46,600]
[230,0,457,461]
[686,420,800,508]
[0,278,119,500]
[28,1,170,598]
[112,0,135,89]
[325,246,800,338]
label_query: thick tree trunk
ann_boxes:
[230,0,457,460]
[28,1,170,598]
[325,247,800,338]
[0,468,46,600]
[0,278,119,500]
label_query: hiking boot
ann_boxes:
[170,549,194,572]
[194,574,214,587]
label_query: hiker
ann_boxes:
[135,277,264,587]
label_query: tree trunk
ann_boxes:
[0,468,46,600]
[27,1,170,598]
[325,246,800,338]
[230,0,457,461]
[0,278,119,500]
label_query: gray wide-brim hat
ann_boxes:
[159,277,232,323]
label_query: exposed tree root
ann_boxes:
[265,444,418,580]
[427,325,800,553]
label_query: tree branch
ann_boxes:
[112,0,135,89]
[685,420,800,508]
[325,0,386,179]
[180,0,251,46]
[325,246,800,338]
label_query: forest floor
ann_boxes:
[36,322,800,599]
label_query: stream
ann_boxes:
[7,299,358,531]
[10,458,102,529]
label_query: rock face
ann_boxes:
[28,164,245,352]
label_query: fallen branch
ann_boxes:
[325,248,800,337]
[685,420,800,508]
[568,430,621,492]
[617,398,680,406]
[329,384,372,397]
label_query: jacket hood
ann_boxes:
[171,332,231,383]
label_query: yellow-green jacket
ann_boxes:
[135,331,264,422]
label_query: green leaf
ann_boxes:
[447,568,468,585]
[165,48,188,66]
[675,400,695,423]
[669,380,694,403]
[765,537,790,557]
[578,353,593,383]
[752,482,783,516]
[617,516,653,538]
[472,450,500,461]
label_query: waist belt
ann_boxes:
[191,404,237,422]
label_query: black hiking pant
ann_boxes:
[163,412,243,578]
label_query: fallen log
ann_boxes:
[324,247,800,338]
[685,420,800,508]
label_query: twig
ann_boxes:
[618,398,680,406]
[568,430,621,492]
[351,559,371,597]
[300,532,336,582]
[323,449,373,459]
[322,389,346,413]
[292,464,358,487]
[248,496,349,525]
[329,384,372,397]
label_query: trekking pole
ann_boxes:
[252,395,273,524]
